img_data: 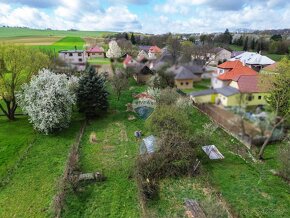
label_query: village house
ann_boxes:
[211,60,257,89]
[85,46,105,58]
[231,51,275,71]
[137,50,149,62]
[148,45,162,59]
[123,54,138,68]
[167,66,200,89]
[191,75,269,107]
[58,50,86,65]
[209,47,231,65]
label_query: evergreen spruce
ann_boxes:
[131,33,136,45]
[243,36,249,51]
[77,66,109,119]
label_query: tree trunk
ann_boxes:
[258,118,284,160]
[1,98,17,121]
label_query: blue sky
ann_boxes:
[0,0,289,33]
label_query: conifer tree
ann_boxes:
[131,33,136,45]
[77,66,109,119]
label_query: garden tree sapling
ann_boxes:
[16,69,77,134]
[258,57,290,159]
[0,44,49,120]
[77,66,109,119]
[111,70,128,101]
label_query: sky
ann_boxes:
[0,0,289,34]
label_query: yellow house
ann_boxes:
[216,75,269,107]
[190,89,217,104]
[173,66,200,89]
[190,75,270,107]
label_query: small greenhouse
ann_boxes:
[140,135,158,155]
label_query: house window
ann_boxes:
[247,95,254,101]
[258,96,262,100]
[181,82,184,86]
[78,53,82,56]
[69,53,73,57]
[186,82,189,85]
[78,58,82,62]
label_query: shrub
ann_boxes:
[17,69,77,134]
[77,66,109,119]
[156,88,179,106]
[145,104,191,136]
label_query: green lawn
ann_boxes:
[0,115,82,217]
[182,79,211,94]
[36,36,85,52]
[88,57,111,65]
[0,116,34,179]
[0,27,115,38]
[63,81,147,217]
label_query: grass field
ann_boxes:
[0,115,82,217]
[36,36,86,52]
[63,81,147,217]
[0,36,62,45]
[0,116,34,179]
[88,57,111,65]
[147,107,290,217]
[0,27,114,38]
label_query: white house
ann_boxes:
[58,50,86,65]
[231,52,275,71]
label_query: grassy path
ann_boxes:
[0,117,82,217]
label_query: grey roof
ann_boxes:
[215,86,240,97]
[173,66,198,80]
[231,51,245,58]
[190,89,216,97]
[183,64,204,74]
[138,45,151,52]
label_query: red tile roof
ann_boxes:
[86,46,104,53]
[149,45,161,53]
[233,75,267,93]
[218,65,257,81]
[217,60,243,69]
[123,54,133,65]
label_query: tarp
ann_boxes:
[202,145,224,160]
[140,135,157,155]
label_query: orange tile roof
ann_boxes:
[149,45,161,53]
[217,60,243,69]
[218,65,257,81]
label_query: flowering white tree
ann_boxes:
[106,40,122,59]
[106,40,122,74]
[17,69,78,134]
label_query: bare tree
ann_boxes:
[111,70,129,101]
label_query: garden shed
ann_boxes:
[140,135,157,155]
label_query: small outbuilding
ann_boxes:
[140,135,158,155]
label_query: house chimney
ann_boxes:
[242,60,245,66]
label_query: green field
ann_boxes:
[0,115,82,217]
[182,79,211,94]
[36,36,86,52]
[0,27,114,38]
